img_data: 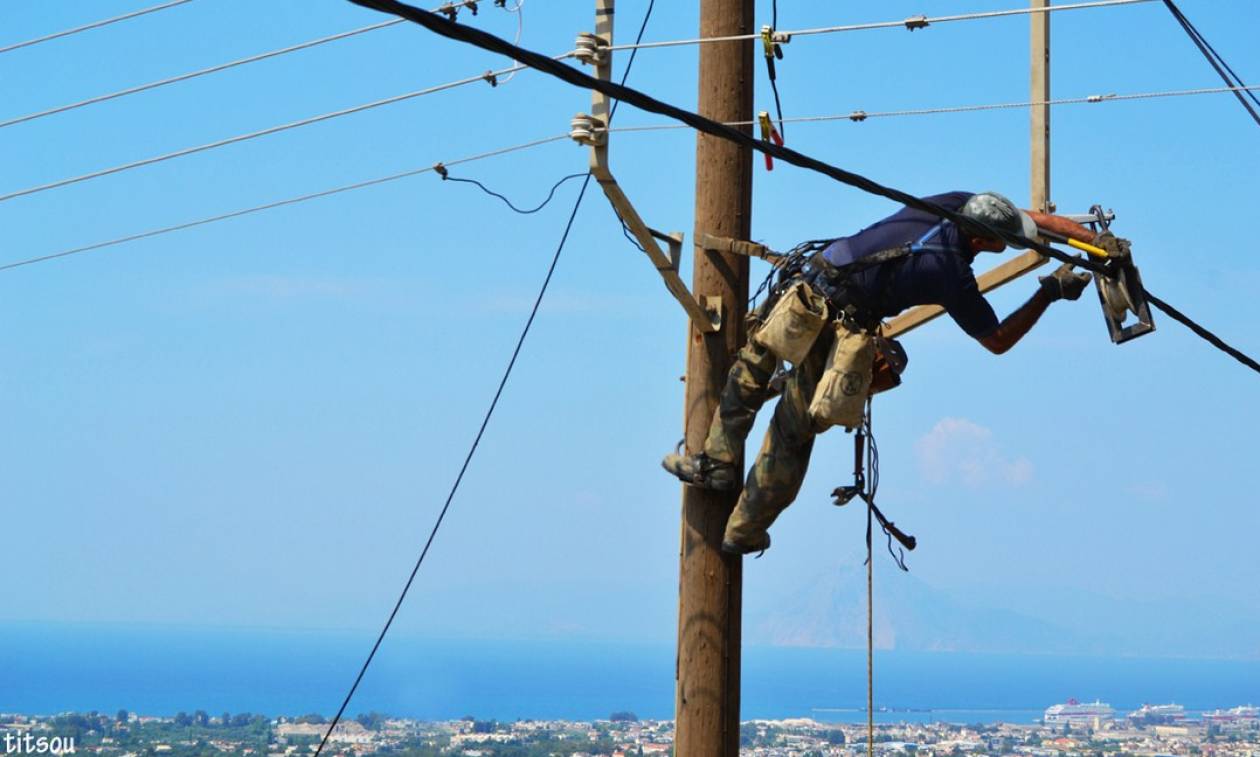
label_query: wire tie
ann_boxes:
[494,0,506,6]
[439,3,458,21]
[904,15,930,31]
[483,70,498,87]
[463,0,479,15]
[433,162,449,180]
[849,110,868,122]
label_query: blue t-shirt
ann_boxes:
[820,191,999,339]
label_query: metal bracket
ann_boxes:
[569,0,721,333]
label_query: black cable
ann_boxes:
[311,4,657,753]
[441,172,588,213]
[1144,290,1260,374]
[345,0,1260,376]
[1160,0,1260,127]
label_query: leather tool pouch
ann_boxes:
[752,279,828,365]
[808,320,875,432]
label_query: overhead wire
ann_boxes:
[0,0,1157,204]
[0,0,196,56]
[0,62,539,205]
[604,0,1158,53]
[0,20,405,131]
[0,1,532,131]
[310,4,655,754]
[346,0,1260,376]
[604,84,1260,134]
[0,134,570,273]
[1159,0,1259,127]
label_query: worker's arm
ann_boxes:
[976,263,1092,355]
[978,290,1054,355]
[1024,210,1097,244]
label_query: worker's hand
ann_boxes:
[1093,231,1132,259]
[1039,263,1092,302]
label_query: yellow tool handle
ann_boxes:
[1066,237,1109,258]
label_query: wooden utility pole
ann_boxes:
[1031,0,1051,212]
[676,0,754,753]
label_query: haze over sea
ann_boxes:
[4,624,1258,724]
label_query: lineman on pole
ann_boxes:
[663,191,1120,555]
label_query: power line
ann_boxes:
[0,20,404,130]
[309,4,656,755]
[0,1,196,56]
[0,62,541,205]
[1159,0,1259,127]
[439,171,588,214]
[347,0,1260,376]
[0,134,570,273]
[605,84,1260,133]
[604,0,1157,53]
[0,1,529,131]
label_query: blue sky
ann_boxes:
[1,0,1257,661]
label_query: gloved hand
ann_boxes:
[1039,263,1092,302]
[1093,231,1132,259]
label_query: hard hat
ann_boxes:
[960,191,1038,249]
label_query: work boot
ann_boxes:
[661,450,737,492]
[721,531,770,556]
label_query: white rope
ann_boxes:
[0,20,406,130]
[0,134,571,273]
[605,84,1260,133]
[0,0,196,56]
[604,0,1157,52]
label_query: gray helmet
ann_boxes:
[960,191,1038,249]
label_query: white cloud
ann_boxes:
[915,417,1033,488]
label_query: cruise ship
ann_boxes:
[1127,704,1186,725]
[1202,705,1260,725]
[1044,699,1115,725]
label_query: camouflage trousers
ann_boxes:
[702,307,837,548]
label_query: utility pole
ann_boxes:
[676,0,754,753]
[1031,0,1051,213]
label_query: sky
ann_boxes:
[1,0,1257,663]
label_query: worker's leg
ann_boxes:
[701,336,778,464]
[722,328,832,552]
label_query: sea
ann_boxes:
[3,623,1258,724]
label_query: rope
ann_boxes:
[310,4,655,753]
[605,85,1260,134]
[866,493,875,757]
[1159,0,1260,127]
[604,0,1157,53]
[0,0,195,56]
[0,134,570,273]
[353,0,1260,375]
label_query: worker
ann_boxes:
[663,191,1119,555]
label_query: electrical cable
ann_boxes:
[0,0,195,56]
[1159,0,1259,127]
[0,134,570,273]
[440,172,587,214]
[606,84,1260,134]
[0,61,544,205]
[348,0,1260,376]
[0,19,405,130]
[604,0,1157,53]
[0,0,1160,202]
[309,5,655,754]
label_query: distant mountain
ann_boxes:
[746,562,1119,655]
